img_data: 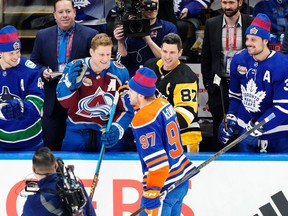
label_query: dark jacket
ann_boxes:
[201,14,253,89]
[22,173,96,216]
[30,23,98,116]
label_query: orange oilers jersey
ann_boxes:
[131,98,195,190]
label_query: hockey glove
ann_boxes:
[218,114,237,145]
[101,123,124,149]
[142,187,161,212]
[238,119,264,150]
[1,99,24,120]
[66,60,83,91]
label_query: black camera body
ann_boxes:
[114,0,158,37]
[25,158,87,215]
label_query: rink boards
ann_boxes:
[2,152,288,216]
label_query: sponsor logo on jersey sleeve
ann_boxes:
[25,60,36,69]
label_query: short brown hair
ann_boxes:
[54,0,74,11]
[91,33,113,50]
[33,147,56,173]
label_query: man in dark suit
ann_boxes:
[30,0,98,150]
[201,0,253,151]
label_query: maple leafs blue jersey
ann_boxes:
[229,49,288,140]
[56,58,133,132]
[132,98,194,190]
[174,0,211,17]
[0,56,44,149]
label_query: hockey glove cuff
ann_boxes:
[142,187,161,211]
[65,60,85,91]
[238,119,264,150]
[101,123,124,149]
[218,114,237,145]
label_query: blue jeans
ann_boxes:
[140,181,189,216]
[62,128,124,152]
[238,135,288,153]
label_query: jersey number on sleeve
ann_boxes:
[181,89,197,102]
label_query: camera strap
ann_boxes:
[150,25,162,31]
[37,188,59,195]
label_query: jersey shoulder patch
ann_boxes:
[25,60,37,69]
[113,61,125,69]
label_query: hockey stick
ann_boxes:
[214,75,228,131]
[130,113,275,216]
[219,81,228,131]
[89,91,119,199]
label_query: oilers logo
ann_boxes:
[241,79,266,113]
[0,86,21,102]
[76,87,114,120]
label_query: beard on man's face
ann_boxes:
[224,8,240,17]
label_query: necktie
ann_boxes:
[59,31,67,64]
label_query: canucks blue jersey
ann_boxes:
[229,49,288,140]
[0,57,44,149]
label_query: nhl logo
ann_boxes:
[13,41,20,50]
[249,27,258,35]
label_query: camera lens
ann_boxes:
[129,20,143,33]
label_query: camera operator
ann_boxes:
[113,0,177,77]
[22,147,96,216]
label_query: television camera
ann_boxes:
[113,0,158,37]
[25,158,87,216]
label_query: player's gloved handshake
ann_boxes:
[101,123,124,149]
[1,99,24,120]
[142,187,161,213]
[238,119,264,149]
[66,60,84,91]
[218,114,237,145]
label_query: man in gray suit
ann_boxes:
[201,0,253,151]
[30,0,98,150]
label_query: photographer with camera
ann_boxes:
[22,147,96,216]
[113,0,177,77]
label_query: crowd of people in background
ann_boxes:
[1,0,288,154]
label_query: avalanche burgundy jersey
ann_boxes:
[229,49,288,140]
[57,58,133,131]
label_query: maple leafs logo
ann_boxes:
[174,0,182,13]
[74,0,91,9]
[241,79,266,113]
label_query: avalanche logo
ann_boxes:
[241,79,266,113]
[74,0,90,9]
[76,87,113,120]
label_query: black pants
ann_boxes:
[42,107,67,151]
[207,78,229,151]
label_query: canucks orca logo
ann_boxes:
[0,86,20,102]
[76,87,114,120]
